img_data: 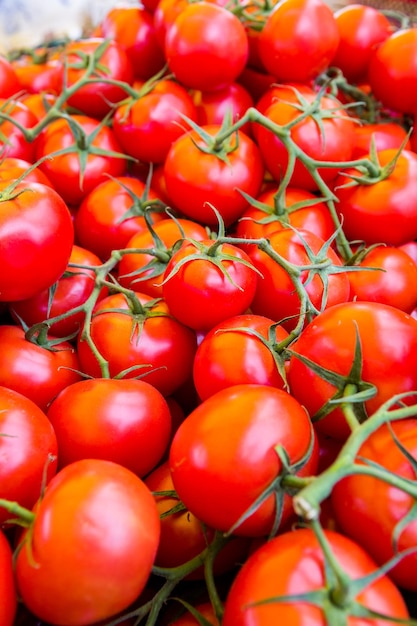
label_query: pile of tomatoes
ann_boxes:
[2,0,417,624]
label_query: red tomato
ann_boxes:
[0,529,16,626]
[368,28,417,115]
[15,459,160,625]
[97,5,165,80]
[0,385,58,526]
[0,156,54,187]
[248,228,350,331]
[222,527,409,624]
[19,92,58,123]
[0,55,22,98]
[10,244,108,338]
[258,0,340,82]
[58,38,134,118]
[164,124,264,227]
[352,121,411,159]
[332,4,393,84]
[112,79,199,164]
[192,314,289,400]
[165,2,249,91]
[332,418,417,591]
[191,81,254,136]
[287,301,417,440]
[0,99,38,162]
[347,245,417,313]
[161,239,259,331]
[12,52,63,94]
[35,114,127,206]
[76,291,197,397]
[0,324,82,411]
[334,149,417,246]
[47,378,171,476]
[169,384,318,537]
[0,180,74,302]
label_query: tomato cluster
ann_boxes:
[2,0,417,624]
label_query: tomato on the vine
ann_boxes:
[0,529,16,626]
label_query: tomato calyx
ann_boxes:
[113,170,168,225]
[182,111,242,163]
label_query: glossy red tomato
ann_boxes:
[165,2,249,91]
[222,527,410,624]
[0,180,74,302]
[12,52,63,95]
[287,301,417,440]
[169,384,318,537]
[258,0,340,82]
[193,314,289,400]
[351,121,411,159]
[0,99,38,162]
[0,156,53,186]
[15,459,160,626]
[0,55,22,98]
[47,378,172,476]
[191,81,254,136]
[0,385,58,525]
[76,291,197,397]
[0,529,16,626]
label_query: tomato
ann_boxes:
[161,239,259,331]
[192,314,289,401]
[334,149,417,246]
[97,5,165,80]
[112,79,199,164]
[0,180,74,302]
[76,291,197,397]
[165,2,249,91]
[117,217,209,298]
[368,28,417,115]
[287,301,417,441]
[332,4,393,84]
[0,385,58,526]
[256,92,356,190]
[164,124,264,227]
[0,324,82,411]
[257,0,339,82]
[222,527,409,625]
[352,121,411,159]
[12,52,63,94]
[169,602,220,625]
[0,529,16,626]
[0,99,38,162]
[191,81,254,136]
[347,245,417,314]
[47,378,171,476]
[247,228,350,331]
[15,458,160,626]
[0,55,22,98]
[35,114,127,206]
[0,156,53,187]
[169,384,318,537]
[19,92,58,123]
[58,38,134,119]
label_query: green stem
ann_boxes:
[0,499,35,525]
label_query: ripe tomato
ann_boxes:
[192,314,289,401]
[47,378,172,476]
[0,55,22,98]
[161,239,259,331]
[35,114,127,206]
[0,180,74,302]
[76,291,197,397]
[18,92,58,123]
[0,99,38,162]
[0,529,16,626]
[165,2,249,91]
[10,244,108,338]
[0,385,58,526]
[222,527,409,624]
[287,301,417,440]
[12,51,63,95]
[191,81,254,136]
[169,384,318,537]
[258,0,339,82]
[164,124,264,227]
[351,121,411,159]
[15,459,160,626]
[0,156,54,187]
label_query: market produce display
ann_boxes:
[2,0,417,624]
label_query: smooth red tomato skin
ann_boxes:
[222,528,409,625]
[76,292,197,397]
[164,125,264,227]
[0,529,17,626]
[0,385,58,525]
[162,240,259,331]
[0,325,82,412]
[193,314,289,400]
[288,301,417,440]
[15,459,160,626]
[0,99,38,162]
[169,384,317,537]
[165,2,249,91]
[0,181,74,302]
[0,156,54,187]
[332,4,393,84]
[258,0,340,82]
[368,28,417,115]
[0,55,22,98]
[47,378,172,476]
[352,122,411,159]
[334,149,417,246]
